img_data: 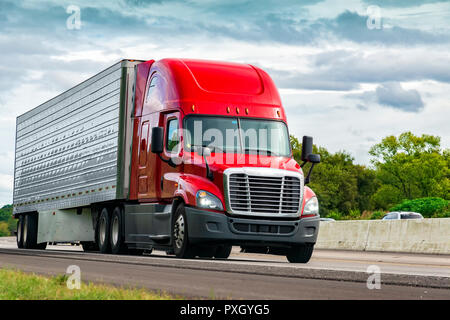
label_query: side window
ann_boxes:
[146,75,159,103]
[166,118,179,153]
[139,122,149,166]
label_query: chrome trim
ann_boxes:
[223,167,304,218]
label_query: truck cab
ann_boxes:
[126,59,321,262]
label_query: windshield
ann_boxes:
[184,116,291,157]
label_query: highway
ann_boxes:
[0,237,449,299]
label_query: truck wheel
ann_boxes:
[16,216,24,249]
[214,245,232,259]
[81,242,98,252]
[128,249,145,256]
[97,208,111,254]
[286,244,314,263]
[110,207,127,254]
[172,203,195,259]
[23,214,46,250]
[196,245,216,258]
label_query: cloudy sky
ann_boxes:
[0,0,449,205]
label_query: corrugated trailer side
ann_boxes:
[13,60,142,216]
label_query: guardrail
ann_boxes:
[316,218,450,254]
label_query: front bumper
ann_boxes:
[185,207,319,247]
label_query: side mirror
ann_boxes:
[301,136,313,162]
[151,127,164,154]
[307,153,321,164]
[300,136,321,185]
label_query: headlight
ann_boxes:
[196,190,224,211]
[303,196,319,216]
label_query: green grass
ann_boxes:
[0,268,181,300]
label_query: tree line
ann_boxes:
[291,131,449,219]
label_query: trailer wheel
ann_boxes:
[286,244,314,263]
[97,208,111,253]
[81,241,98,252]
[110,207,127,254]
[172,203,195,259]
[214,245,232,259]
[23,214,46,250]
[128,249,145,256]
[16,216,24,249]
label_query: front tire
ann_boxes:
[286,244,314,263]
[97,208,111,254]
[214,245,232,259]
[172,203,195,259]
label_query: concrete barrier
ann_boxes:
[316,218,450,254]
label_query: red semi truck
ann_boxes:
[13,58,320,263]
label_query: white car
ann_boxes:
[382,211,424,220]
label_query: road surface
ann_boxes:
[0,237,449,299]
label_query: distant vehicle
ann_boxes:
[382,212,424,220]
[320,218,335,222]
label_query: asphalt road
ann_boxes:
[0,237,449,299]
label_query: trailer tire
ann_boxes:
[16,216,24,249]
[97,208,111,254]
[110,207,127,254]
[81,241,98,252]
[23,213,46,250]
[214,245,232,259]
[286,244,314,263]
[172,203,195,259]
[128,249,145,256]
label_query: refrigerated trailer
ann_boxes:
[13,58,321,263]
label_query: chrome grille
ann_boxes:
[226,168,303,216]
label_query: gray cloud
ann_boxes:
[348,82,425,112]
[1,0,449,47]
[375,82,424,112]
[361,0,449,8]
[264,48,450,92]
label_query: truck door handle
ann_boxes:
[141,139,146,151]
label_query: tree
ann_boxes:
[0,205,12,222]
[369,132,449,209]
[290,135,377,216]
